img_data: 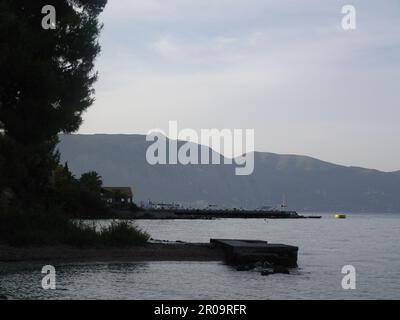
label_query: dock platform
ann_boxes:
[210,239,298,268]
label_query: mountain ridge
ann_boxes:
[57,134,400,212]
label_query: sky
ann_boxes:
[78,0,400,172]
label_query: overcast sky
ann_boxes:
[78,0,400,172]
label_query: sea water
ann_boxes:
[1,213,399,299]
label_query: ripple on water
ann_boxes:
[1,213,400,299]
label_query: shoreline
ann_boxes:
[0,242,224,264]
[103,209,322,220]
[0,239,299,271]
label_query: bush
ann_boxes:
[0,206,149,247]
[100,221,150,246]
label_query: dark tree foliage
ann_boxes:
[52,164,108,218]
[0,0,107,204]
[80,171,102,194]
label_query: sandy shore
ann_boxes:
[0,242,224,264]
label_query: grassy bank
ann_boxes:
[0,207,150,247]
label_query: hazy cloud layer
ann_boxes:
[79,0,400,171]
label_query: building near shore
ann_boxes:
[101,187,133,208]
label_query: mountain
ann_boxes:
[57,134,400,213]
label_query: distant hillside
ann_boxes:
[58,134,400,212]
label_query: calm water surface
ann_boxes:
[1,213,399,299]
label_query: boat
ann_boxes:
[335,213,346,219]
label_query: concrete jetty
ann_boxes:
[210,239,298,268]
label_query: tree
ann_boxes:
[0,0,107,204]
[53,162,76,191]
[80,171,102,194]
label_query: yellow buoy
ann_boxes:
[335,213,346,219]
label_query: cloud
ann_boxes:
[80,0,400,171]
[150,34,180,58]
